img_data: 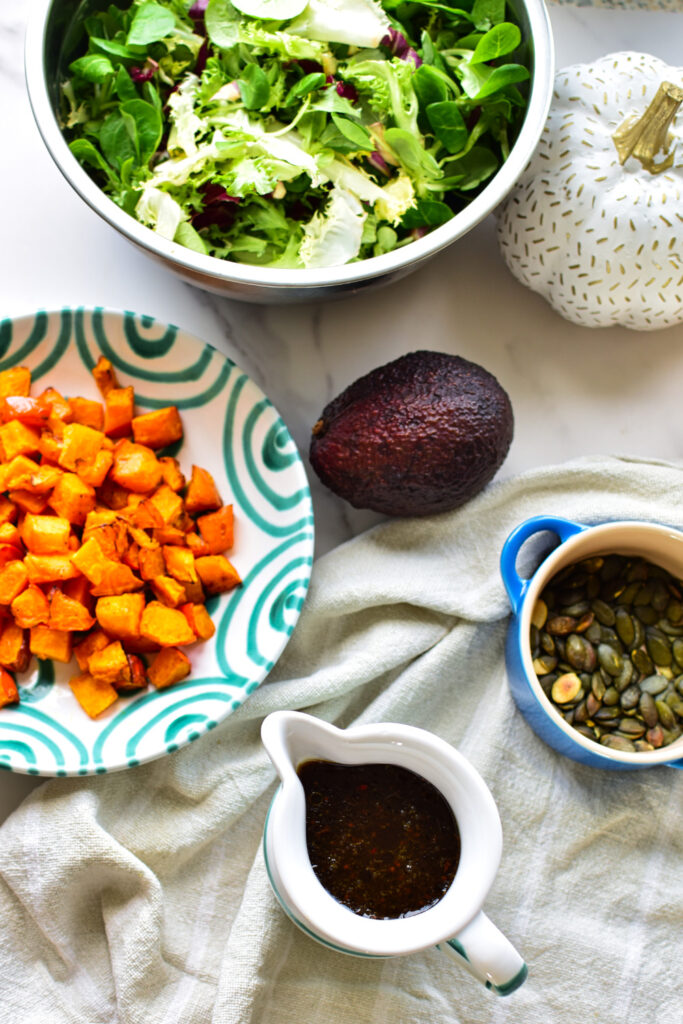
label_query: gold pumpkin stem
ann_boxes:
[612,81,683,174]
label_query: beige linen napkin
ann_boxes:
[0,454,682,1024]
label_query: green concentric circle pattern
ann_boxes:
[0,309,314,776]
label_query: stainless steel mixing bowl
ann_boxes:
[25,0,554,304]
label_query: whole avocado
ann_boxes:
[309,350,513,517]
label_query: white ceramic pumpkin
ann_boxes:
[496,52,683,330]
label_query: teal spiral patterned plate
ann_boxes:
[0,308,314,776]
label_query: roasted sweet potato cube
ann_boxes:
[38,431,63,464]
[110,440,163,494]
[185,465,222,515]
[121,498,163,531]
[8,489,48,515]
[22,513,71,554]
[163,545,198,584]
[69,672,118,718]
[153,526,186,546]
[0,560,28,605]
[24,553,80,584]
[151,575,187,608]
[0,523,21,547]
[185,532,210,557]
[95,593,145,640]
[40,388,73,426]
[0,667,19,707]
[104,386,135,438]
[73,629,109,672]
[2,454,41,490]
[29,624,72,663]
[75,448,114,488]
[195,555,241,595]
[88,640,129,685]
[116,653,147,691]
[159,456,185,492]
[92,356,119,398]
[89,564,143,597]
[149,484,184,527]
[83,509,118,535]
[48,590,95,632]
[0,622,30,672]
[96,478,130,510]
[49,472,96,525]
[197,505,234,555]
[0,543,23,568]
[58,423,105,472]
[138,545,165,581]
[0,396,49,427]
[11,584,49,628]
[180,602,216,642]
[87,521,127,562]
[181,580,205,604]
[69,397,104,431]
[71,537,111,582]
[147,647,192,689]
[23,464,62,494]
[0,420,41,461]
[140,601,195,647]
[132,406,183,449]
[0,496,17,525]
[0,366,31,398]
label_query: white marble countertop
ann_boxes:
[1,2,683,813]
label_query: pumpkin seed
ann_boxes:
[530,552,683,754]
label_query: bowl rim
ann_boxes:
[24,0,555,291]
[516,520,683,768]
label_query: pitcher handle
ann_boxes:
[438,911,527,996]
[500,515,586,614]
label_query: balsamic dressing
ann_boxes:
[297,760,461,920]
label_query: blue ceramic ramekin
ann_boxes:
[500,515,683,770]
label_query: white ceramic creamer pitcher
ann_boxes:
[261,711,527,996]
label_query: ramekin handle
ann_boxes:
[500,515,585,614]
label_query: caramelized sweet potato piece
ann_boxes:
[49,473,96,525]
[69,397,104,431]
[37,431,63,464]
[57,423,104,472]
[0,421,41,461]
[48,590,95,632]
[185,532,210,558]
[116,653,147,691]
[104,387,135,438]
[0,623,30,672]
[0,561,28,605]
[0,496,17,525]
[24,553,80,584]
[71,537,141,595]
[163,545,198,584]
[22,464,62,494]
[1,454,42,490]
[111,441,163,493]
[22,513,71,554]
[63,575,93,609]
[73,629,109,672]
[92,356,119,398]
[75,448,114,488]
[140,601,195,647]
[180,602,216,642]
[0,523,21,547]
[151,575,187,608]
[197,505,234,555]
[40,388,73,426]
[132,406,183,449]
[8,489,48,515]
[195,555,241,595]
[185,465,222,515]
[159,456,185,492]
[181,579,205,604]
[11,584,49,629]
[0,667,19,707]
[0,366,31,398]
[0,396,49,427]
[120,498,163,531]
[69,672,118,718]
[95,593,145,640]
[88,640,129,685]
[149,484,184,527]
[96,478,130,510]
[147,647,191,689]
[138,545,165,581]
[29,624,72,663]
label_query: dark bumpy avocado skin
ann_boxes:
[309,350,514,517]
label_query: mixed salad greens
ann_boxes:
[61,0,531,268]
